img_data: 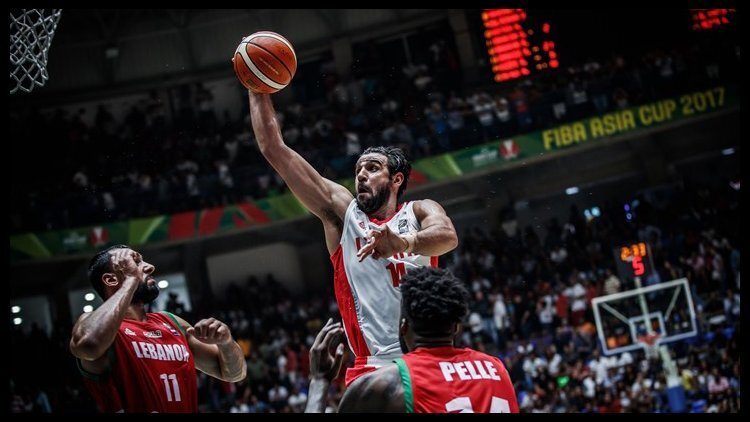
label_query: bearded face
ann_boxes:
[356,182,390,214]
[132,278,160,304]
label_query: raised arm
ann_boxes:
[410,198,458,256]
[304,318,345,413]
[70,249,141,365]
[172,315,247,383]
[337,366,405,413]
[248,92,352,224]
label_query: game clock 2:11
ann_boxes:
[613,242,654,282]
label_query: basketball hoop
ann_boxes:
[9,9,62,94]
[637,333,661,359]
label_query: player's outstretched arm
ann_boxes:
[173,315,247,383]
[248,91,352,223]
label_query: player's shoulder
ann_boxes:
[350,364,402,395]
[341,364,404,412]
[153,311,189,330]
[410,198,445,214]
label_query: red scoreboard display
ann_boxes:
[481,9,559,83]
[691,9,736,31]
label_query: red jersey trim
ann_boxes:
[367,201,408,225]
[330,244,370,357]
[430,256,439,267]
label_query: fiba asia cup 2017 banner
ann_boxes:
[10,86,737,260]
[539,86,730,151]
[417,86,736,179]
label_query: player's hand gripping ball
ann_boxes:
[232,31,297,94]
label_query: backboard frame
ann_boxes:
[592,277,698,356]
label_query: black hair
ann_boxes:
[400,266,469,336]
[360,146,411,199]
[88,244,129,298]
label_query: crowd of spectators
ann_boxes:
[10,174,740,413]
[10,36,739,234]
[9,24,739,413]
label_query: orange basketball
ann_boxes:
[233,31,297,94]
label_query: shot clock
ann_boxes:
[612,242,656,284]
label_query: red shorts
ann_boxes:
[345,364,378,386]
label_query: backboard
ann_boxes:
[592,278,697,356]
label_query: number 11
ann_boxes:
[160,373,182,402]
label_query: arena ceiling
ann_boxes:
[28,9,446,97]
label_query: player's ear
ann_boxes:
[399,317,408,335]
[451,322,461,337]
[102,272,119,288]
[391,172,404,188]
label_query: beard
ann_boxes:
[356,184,390,214]
[132,281,160,304]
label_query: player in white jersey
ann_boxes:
[248,91,458,385]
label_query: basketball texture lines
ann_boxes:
[233,31,297,94]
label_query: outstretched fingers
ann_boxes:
[110,248,138,277]
[321,323,344,352]
[356,227,383,261]
[332,342,345,369]
[313,318,342,350]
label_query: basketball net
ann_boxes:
[9,9,62,94]
[637,333,661,359]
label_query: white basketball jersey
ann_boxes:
[332,199,437,363]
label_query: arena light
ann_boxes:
[11,305,21,314]
[104,45,119,59]
[565,186,579,195]
[158,280,169,289]
[13,317,23,325]
[84,293,95,301]
[722,147,735,156]
[83,305,93,313]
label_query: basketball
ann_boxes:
[233,31,297,94]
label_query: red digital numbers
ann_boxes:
[620,242,647,262]
[691,9,736,31]
[632,255,645,276]
[482,9,559,82]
